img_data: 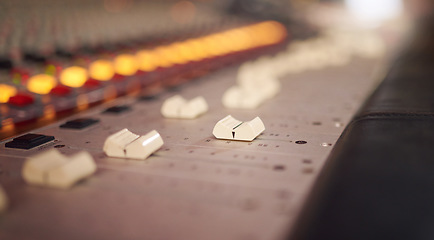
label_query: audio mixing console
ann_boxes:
[0,1,402,240]
[0,29,387,240]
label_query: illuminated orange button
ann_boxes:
[114,54,138,76]
[153,48,174,68]
[27,74,57,95]
[136,50,158,72]
[89,60,114,81]
[0,84,17,103]
[159,44,188,65]
[60,66,88,88]
[251,21,287,46]
[183,39,208,61]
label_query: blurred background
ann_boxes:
[0,0,432,137]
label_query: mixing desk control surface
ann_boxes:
[0,28,385,239]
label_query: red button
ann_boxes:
[8,93,34,107]
[83,78,101,89]
[50,85,72,96]
[112,73,126,82]
[135,70,146,76]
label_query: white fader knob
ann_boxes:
[0,185,8,213]
[223,62,281,109]
[212,115,265,141]
[238,76,281,100]
[22,149,96,189]
[161,95,185,118]
[104,129,163,160]
[47,151,97,189]
[161,95,208,119]
[222,86,265,110]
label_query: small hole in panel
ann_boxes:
[273,165,286,171]
[303,167,314,174]
[302,159,312,164]
[295,140,307,144]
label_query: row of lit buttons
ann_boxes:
[0,21,287,103]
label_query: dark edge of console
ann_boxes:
[288,19,434,240]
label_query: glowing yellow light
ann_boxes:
[136,50,158,72]
[251,21,287,46]
[27,74,57,95]
[183,39,208,61]
[228,29,253,52]
[0,84,17,103]
[153,47,174,68]
[60,66,88,88]
[201,36,223,57]
[265,21,287,43]
[164,44,189,64]
[211,33,233,55]
[169,43,191,64]
[85,21,286,84]
[176,40,198,62]
[89,60,115,81]
[114,54,139,76]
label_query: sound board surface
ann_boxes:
[0,1,395,240]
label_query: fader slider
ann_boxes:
[223,62,280,109]
[104,129,164,160]
[213,115,265,141]
[22,149,96,189]
[161,95,208,119]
